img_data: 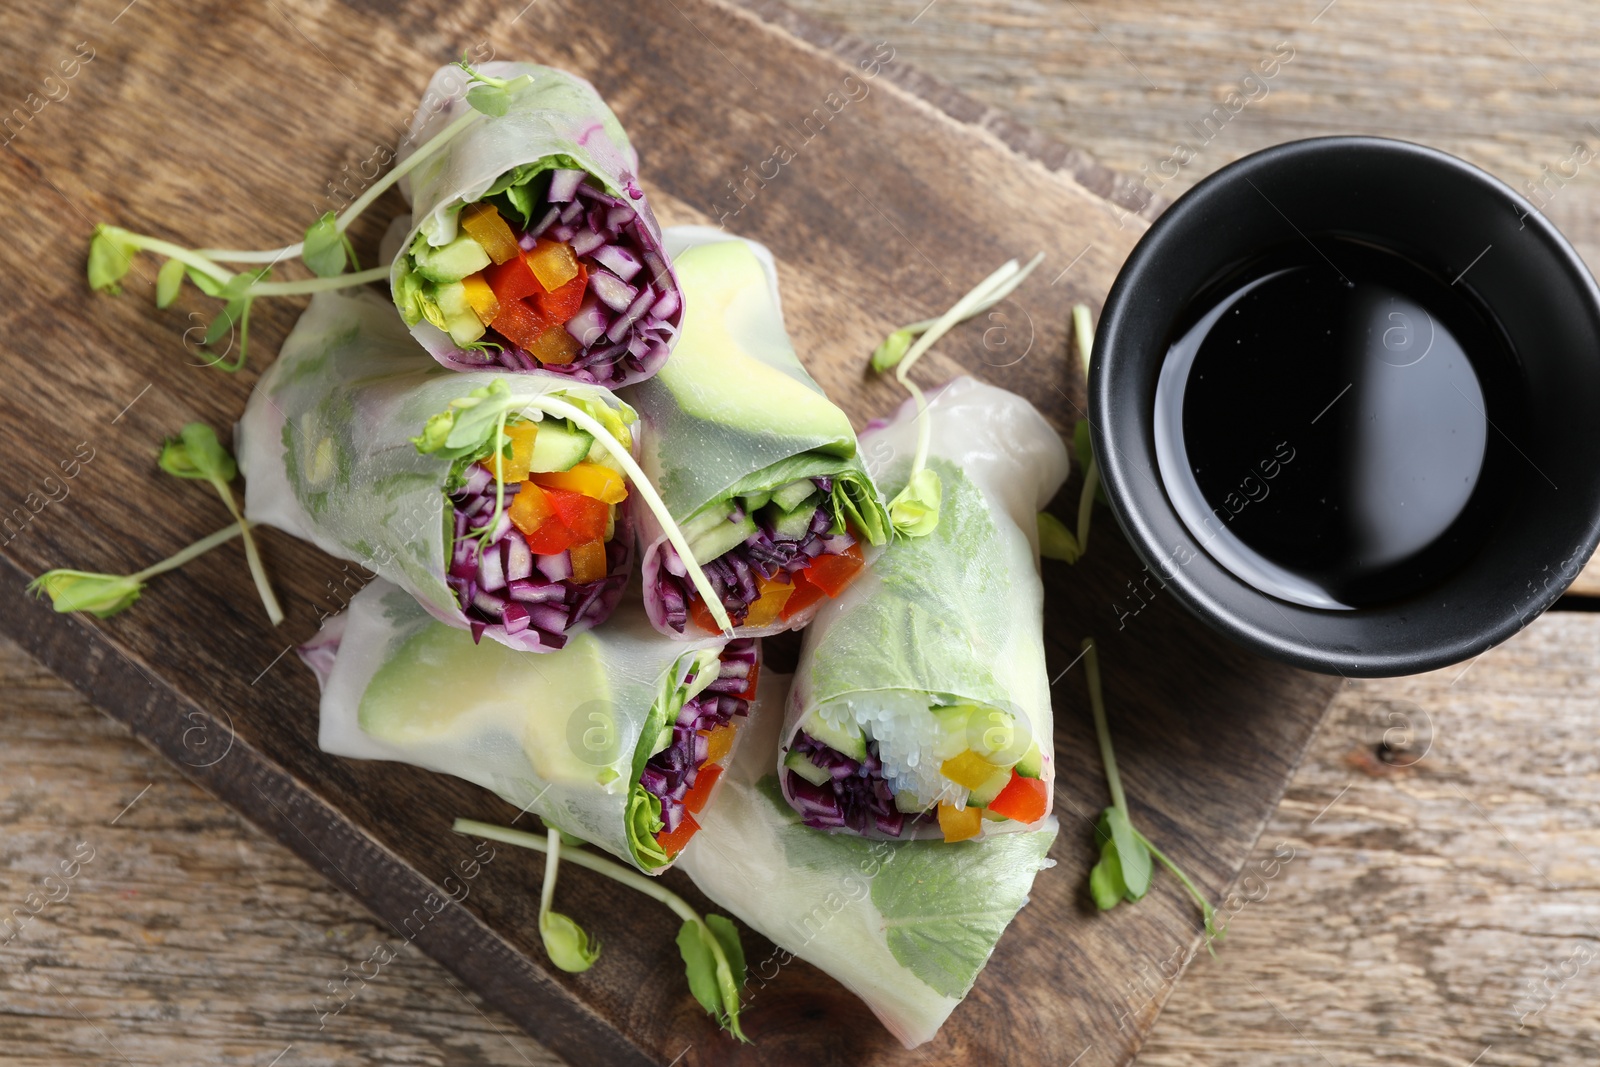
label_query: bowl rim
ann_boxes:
[1089,134,1600,677]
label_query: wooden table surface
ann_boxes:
[5,1,1600,1065]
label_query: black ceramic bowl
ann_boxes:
[1091,136,1600,677]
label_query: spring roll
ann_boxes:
[625,227,890,638]
[238,290,639,652]
[678,666,1057,1047]
[392,62,681,386]
[779,377,1069,840]
[303,578,758,872]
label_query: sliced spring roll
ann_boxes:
[392,62,682,386]
[780,377,1069,840]
[303,578,759,872]
[238,290,638,652]
[678,666,1057,1048]
[625,227,890,638]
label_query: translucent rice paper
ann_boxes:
[310,577,732,873]
[781,377,1070,836]
[679,668,1058,1048]
[624,226,890,637]
[393,62,679,380]
[237,289,635,653]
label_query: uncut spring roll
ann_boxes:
[392,62,682,385]
[239,289,646,652]
[779,377,1069,840]
[625,227,891,638]
[303,578,759,872]
[678,667,1057,1048]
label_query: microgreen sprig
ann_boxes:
[1040,304,1102,564]
[870,253,1044,538]
[85,59,523,370]
[1081,638,1221,949]
[414,381,736,635]
[538,829,601,972]
[453,819,749,1041]
[159,422,283,625]
[28,524,243,618]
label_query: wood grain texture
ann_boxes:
[0,0,1336,1065]
[1139,611,1600,1067]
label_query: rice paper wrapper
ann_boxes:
[679,667,1058,1048]
[237,289,635,653]
[781,376,1070,837]
[624,226,890,637]
[394,62,680,383]
[309,577,736,873]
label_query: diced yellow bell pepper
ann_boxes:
[526,238,580,291]
[532,461,628,504]
[460,272,501,326]
[937,801,982,843]
[569,539,608,583]
[527,325,582,366]
[459,203,521,265]
[941,750,999,791]
[484,420,537,482]
[743,574,794,628]
[701,723,738,765]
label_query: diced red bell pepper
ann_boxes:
[490,297,551,351]
[539,486,609,543]
[656,811,700,855]
[802,541,865,597]
[487,252,543,304]
[521,518,576,555]
[534,263,587,324]
[987,770,1048,824]
[687,595,722,634]
[779,570,827,621]
[682,764,723,814]
[737,660,760,702]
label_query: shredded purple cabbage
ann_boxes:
[655,479,857,633]
[640,639,758,834]
[786,732,935,838]
[442,171,680,388]
[444,467,628,648]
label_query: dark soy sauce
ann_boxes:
[1153,238,1525,609]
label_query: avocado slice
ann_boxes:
[435,281,487,346]
[783,750,832,788]
[528,421,594,473]
[798,708,868,761]
[412,232,492,284]
[771,478,818,512]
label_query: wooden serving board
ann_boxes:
[0,1,1339,1064]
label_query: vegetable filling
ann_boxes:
[445,415,631,647]
[396,169,680,386]
[784,703,1049,841]
[655,477,867,633]
[641,639,758,857]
